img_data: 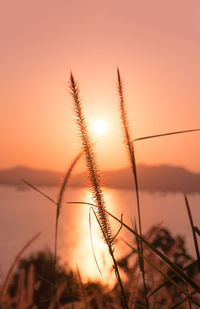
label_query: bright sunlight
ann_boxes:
[92,119,108,135]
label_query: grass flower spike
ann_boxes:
[69,73,112,247]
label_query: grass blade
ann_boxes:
[133,128,200,142]
[184,194,200,271]
[21,179,56,204]
[54,151,84,264]
[53,150,84,308]
[89,207,103,276]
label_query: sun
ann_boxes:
[92,119,107,135]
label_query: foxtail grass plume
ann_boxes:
[69,73,113,248]
[117,68,149,307]
[117,68,142,237]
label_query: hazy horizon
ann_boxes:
[1,160,200,174]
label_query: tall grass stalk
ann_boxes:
[117,68,149,307]
[54,151,83,267]
[117,69,142,235]
[53,150,83,308]
[69,72,129,309]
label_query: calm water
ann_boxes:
[0,186,200,282]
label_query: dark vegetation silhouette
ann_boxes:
[4,226,200,308]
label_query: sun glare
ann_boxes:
[92,119,107,135]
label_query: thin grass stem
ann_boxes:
[89,208,103,276]
[53,151,83,308]
[184,194,200,271]
[54,151,84,269]
[133,128,200,142]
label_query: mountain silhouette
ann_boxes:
[0,164,200,193]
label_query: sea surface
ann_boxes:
[0,186,200,282]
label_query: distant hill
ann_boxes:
[0,166,61,186]
[0,165,200,193]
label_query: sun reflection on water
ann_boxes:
[60,188,118,284]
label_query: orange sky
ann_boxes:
[1,0,200,173]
